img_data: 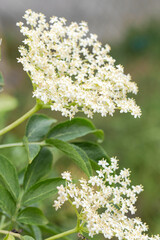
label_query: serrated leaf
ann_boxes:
[23,148,53,190]
[0,185,16,216]
[46,138,90,176]
[17,207,48,225]
[47,117,104,142]
[22,178,65,205]
[26,114,57,142]
[0,155,20,200]
[73,141,110,169]
[22,236,35,240]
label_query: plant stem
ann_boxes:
[0,141,46,149]
[0,230,21,239]
[0,216,5,230]
[68,198,79,219]
[0,103,43,136]
[45,227,77,240]
[11,190,24,229]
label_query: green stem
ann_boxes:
[0,230,21,239]
[0,141,46,149]
[68,198,79,218]
[10,190,24,230]
[45,227,77,240]
[0,103,43,136]
[0,216,5,230]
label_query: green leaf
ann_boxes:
[23,148,53,190]
[26,114,57,142]
[0,155,20,200]
[0,185,16,216]
[89,159,100,171]
[31,226,42,240]
[0,94,18,113]
[28,144,41,162]
[17,207,48,225]
[71,144,92,176]
[47,117,104,142]
[22,178,65,205]
[41,224,70,240]
[3,234,15,240]
[22,236,35,240]
[0,72,4,93]
[74,141,110,169]
[23,137,41,163]
[46,138,90,176]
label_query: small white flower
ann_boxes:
[53,200,62,210]
[17,10,141,119]
[61,171,72,181]
[53,157,159,239]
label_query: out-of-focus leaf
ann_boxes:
[0,40,4,93]
[3,234,15,240]
[22,236,35,240]
[0,94,18,112]
[41,224,70,240]
[17,207,48,225]
[30,226,42,240]
[0,72,4,92]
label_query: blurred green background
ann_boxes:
[0,18,160,239]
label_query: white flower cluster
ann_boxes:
[54,158,159,240]
[17,9,141,119]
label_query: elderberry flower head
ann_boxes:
[53,158,159,240]
[17,9,141,119]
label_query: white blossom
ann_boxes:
[61,171,72,181]
[17,9,141,119]
[53,158,159,240]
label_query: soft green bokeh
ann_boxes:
[96,21,160,235]
[0,20,160,239]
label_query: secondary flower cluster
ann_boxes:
[17,9,141,119]
[53,158,159,240]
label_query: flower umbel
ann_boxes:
[54,158,159,240]
[17,9,141,119]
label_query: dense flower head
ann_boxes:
[17,9,141,119]
[53,158,159,240]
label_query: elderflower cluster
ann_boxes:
[53,158,159,240]
[17,9,141,119]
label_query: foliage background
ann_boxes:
[0,1,160,238]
